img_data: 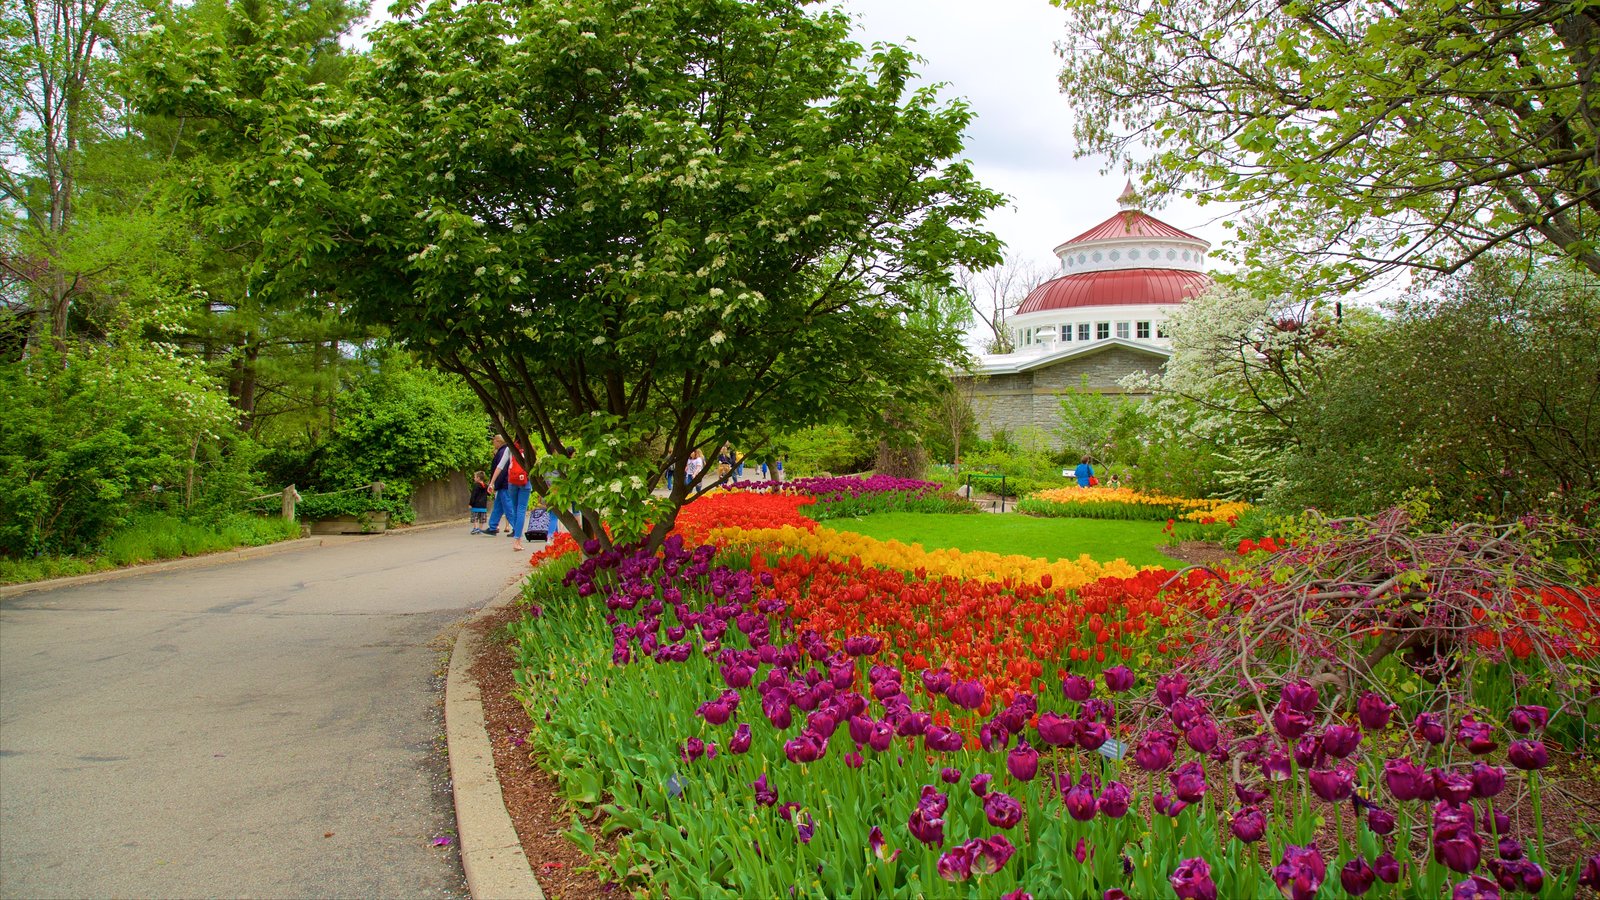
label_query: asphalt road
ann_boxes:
[0,525,532,899]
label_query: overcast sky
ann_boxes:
[838,0,1231,273]
[351,0,1232,274]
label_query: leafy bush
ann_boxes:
[292,488,415,525]
[313,354,490,501]
[957,442,1072,499]
[0,345,254,557]
[776,424,876,477]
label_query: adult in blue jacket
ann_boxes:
[1073,455,1095,488]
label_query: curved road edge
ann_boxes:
[446,577,546,900]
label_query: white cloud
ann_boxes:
[838,0,1233,271]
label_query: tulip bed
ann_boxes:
[734,475,978,520]
[1020,486,1253,525]
[506,495,1600,899]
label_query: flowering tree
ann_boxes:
[133,0,1002,551]
[1055,0,1600,293]
[1124,284,1349,500]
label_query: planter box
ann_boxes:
[307,512,389,535]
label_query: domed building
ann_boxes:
[966,183,1213,441]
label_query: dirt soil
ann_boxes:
[468,604,617,899]
[1160,540,1236,568]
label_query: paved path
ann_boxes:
[0,525,532,899]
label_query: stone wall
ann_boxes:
[410,470,472,524]
[962,347,1164,447]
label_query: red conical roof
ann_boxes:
[1017,269,1211,315]
[1061,209,1203,245]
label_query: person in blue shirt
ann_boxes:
[1073,455,1095,488]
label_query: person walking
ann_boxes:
[468,471,491,533]
[685,448,706,495]
[484,435,511,535]
[493,441,535,552]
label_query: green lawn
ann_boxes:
[825,512,1184,568]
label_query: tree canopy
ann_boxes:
[135,0,1002,550]
[1054,0,1600,292]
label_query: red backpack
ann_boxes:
[507,446,530,486]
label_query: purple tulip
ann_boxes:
[1134,730,1177,771]
[1078,719,1111,752]
[1170,857,1218,900]
[1357,692,1397,730]
[1184,717,1220,754]
[1309,764,1356,802]
[1037,712,1077,747]
[753,773,778,806]
[1272,701,1314,740]
[1170,761,1207,803]
[924,725,964,753]
[1103,665,1135,692]
[1341,857,1377,896]
[1415,712,1447,745]
[979,721,1010,752]
[844,751,864,768]
[1322,723,1363,758]
[1062,673,1093,701]
[908,806,945,846]
[1282,678,1320,713]
[1456,717,1499,755]
[1235,782,1269,804]
[730,722,752,754]
[1507,704,1549,735]
[921,667,954,696]
[1582,854,1600,890]
[970,772,992,797]
[1104,891,1129,900]
[1152,792,1189,817]
[1262,748,1292,782]
[936,843,974,882]
[868,825,899,861]
[1374,851,1401,884]
[1367,807,1397,836]
[1065,772,1099,821]
[1384,756,1431,801]
[974,835,1016,875]
[1099,780,1131,818]
[1293,734,1325,770]
[843,635,881,657]
[1231,805,1267,842]
[947,679,986,711]
[940,766,962,784]
[867,720,894,752]
[1469,762,1506,797]
[1006,739,1039,781]
[1433,768,1473,805]
[783,730,828,764]
[1434,812,1484,873]
[1507,739,1549,771]
[984,791,1023,828]
[1155,673,1189,706]
[1004,892,1034,900]
[1498,837,1523,859]
[1083,697,1116,724]
[895,712,931,737]
[1452,875,1500,900]
[1493,808,1511,834]
[1271,844,1327,900]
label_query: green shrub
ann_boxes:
[0,345,255,558]
[776,424,875,477]
[313,353,490,501]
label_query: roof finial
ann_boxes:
[1117,178,1140,209]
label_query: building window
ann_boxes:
[1129,249,1141,260]
[1097,322,1110,340]
[1061,324,1072,341]
[1115,322,1130,339]
[1137,321,1151,339]
[1078,323,1090,341]
[1156,321,1170,339]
